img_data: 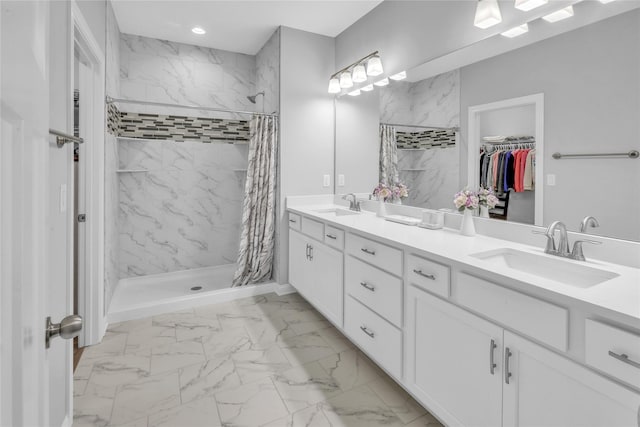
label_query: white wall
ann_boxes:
[76,0,106,52]
[278,26,335,283]
[460,10,640,241]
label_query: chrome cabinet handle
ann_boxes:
[360,326,375,338]
[361,248,376,256]
[505,347,513,384]
[308,245,313,261]
[609,351,640,369]
[305,244,310,260]
[289,219,297,223]
[326,234,337,240]
[489,339,497,375]
[413,269,436,280]
[360,281,375,292]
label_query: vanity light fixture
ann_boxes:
[474,0,502,29]
[348,89,361,96]
[542,5,574,23]
[339,72,354,89]
[191,27,206,35]
[389,71,407,81]
[327,78,341,94]
[514,0,547,12]
[374,78,389,87]
[361,84,374,92]
[352,64,368,83]
[501,23,529,38]
[366,56,384,76]
[598,0,616,3]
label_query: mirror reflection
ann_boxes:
[336,7,640,242]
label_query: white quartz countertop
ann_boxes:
[288,204,640,326]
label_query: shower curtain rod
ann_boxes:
[381,122,459,131]
[106,96,278,117]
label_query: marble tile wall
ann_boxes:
[380,70,460,210]
[118,138,248,278]
[256,28,280,115]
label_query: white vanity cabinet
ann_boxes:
[288,220,343,327]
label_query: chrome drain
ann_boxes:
[190,286,203,291]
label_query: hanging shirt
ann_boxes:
[523,149,536,190]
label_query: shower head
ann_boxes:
[247,91,265,104]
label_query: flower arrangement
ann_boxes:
[477,187,499,208]
[373,182,409,202]
[453,188,479,212]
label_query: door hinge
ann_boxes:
[77,214,86,222]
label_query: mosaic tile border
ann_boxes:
[396,129,457,150]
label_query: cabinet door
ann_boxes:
[310,242,343,327]
[503,331,640,427]
[405,285,503,427]
[289,230,311,297]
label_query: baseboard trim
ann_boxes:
[273,283,297,296]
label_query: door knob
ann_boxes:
[45,315,83,348]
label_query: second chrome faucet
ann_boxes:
[534,217,602,261]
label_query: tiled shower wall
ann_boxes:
[380,70,460,210]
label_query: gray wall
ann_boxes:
[278,27,335,283]
[76,0,106,52]
[460,10,640,241]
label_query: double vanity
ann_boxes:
[287,196,640,427]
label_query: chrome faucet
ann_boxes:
[580,216,600,233]
[547,221,571,256]
[342,193,361,212]
[533,220,602,261]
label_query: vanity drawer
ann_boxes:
[407,254,450,298]
[456,272,568,352]
[585,320,640,389]
[345,233,402,277]
[344,295,402,379]
[288,213,301,231]
[345,256,402,327]
[324,225,345,250]
[301,217,324,241]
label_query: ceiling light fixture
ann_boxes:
[339,72,353,89]
[352,64,367,83]
[542,5,574,23]
[191,27,206,35]
[514,0,548,12]
[501,23,529,38]
[389,71,407,81]
[327,78,341,94]
[361,84,374,92]
[374,78,389,87]
[474,0,502,29]
[327,51,382,94]
[598,0,616,3]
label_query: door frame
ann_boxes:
[71,1,107,346]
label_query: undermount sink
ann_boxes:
[470,248,619,288]
[313,207,360,216]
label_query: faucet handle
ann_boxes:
[570,239,602,261]
[532,230,555,253]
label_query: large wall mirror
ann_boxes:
[335,3,640,242]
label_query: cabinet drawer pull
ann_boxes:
[326,234,337,240]
[360,281,375,292]
[361,248,376,256]
[289,219,297,223]
[413,269,436,280]
[309,245,313,261]
[489,339,497,375]
[305,244,310,260]
[505,347,513,384]
[609,351,640,369]
[360,326,375,338]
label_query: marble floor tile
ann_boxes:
[315,326,356,353]
[108,416,148,427]
[403,412,445,427]
[277,331,336,367]
[320,385,404,427]
[262,403,332,427]
[272,361,343,413]
[89,352,151,388]
[179,357,242,404]
[368,377,426,424]
[147,397,222,427]
[81,332,128,363]
[174,315,223,342]
[150,339,205,375]
[232,343,292,384]
[215,377,289,427]
[243,315,298,349]
[110,372,181,425]
[74,378,89,396]
[200,326,253,361]
[74,390,115,427]
[318,349,383,392]
[125,324,177,354]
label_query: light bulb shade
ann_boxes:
[348,89,361,97]
[474,0,502,29]
[374,78,389,87]
[501,23,529,38]
[339,72,353,88]
[366,56,384,76]
[361,84,374,92]
[514,0,547,12]
[389,71,407,81]
[542,5,574,23]
[352,64,367,83]
[598,0,616,3]
[328,78,341,94]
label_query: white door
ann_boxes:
[1,1,76,426]
[311,242,343,327]
[405,286,503,427]
[502,331,640,427]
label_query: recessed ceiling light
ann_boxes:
[501,23,529,38]
[542,5,574,23]
[514,0,548,12]
[389,71,407,81]
[192,27,206,35]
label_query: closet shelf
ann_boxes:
[116,169,148,173]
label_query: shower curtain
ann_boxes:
[232,114,278,287]
[379,124,400,187]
